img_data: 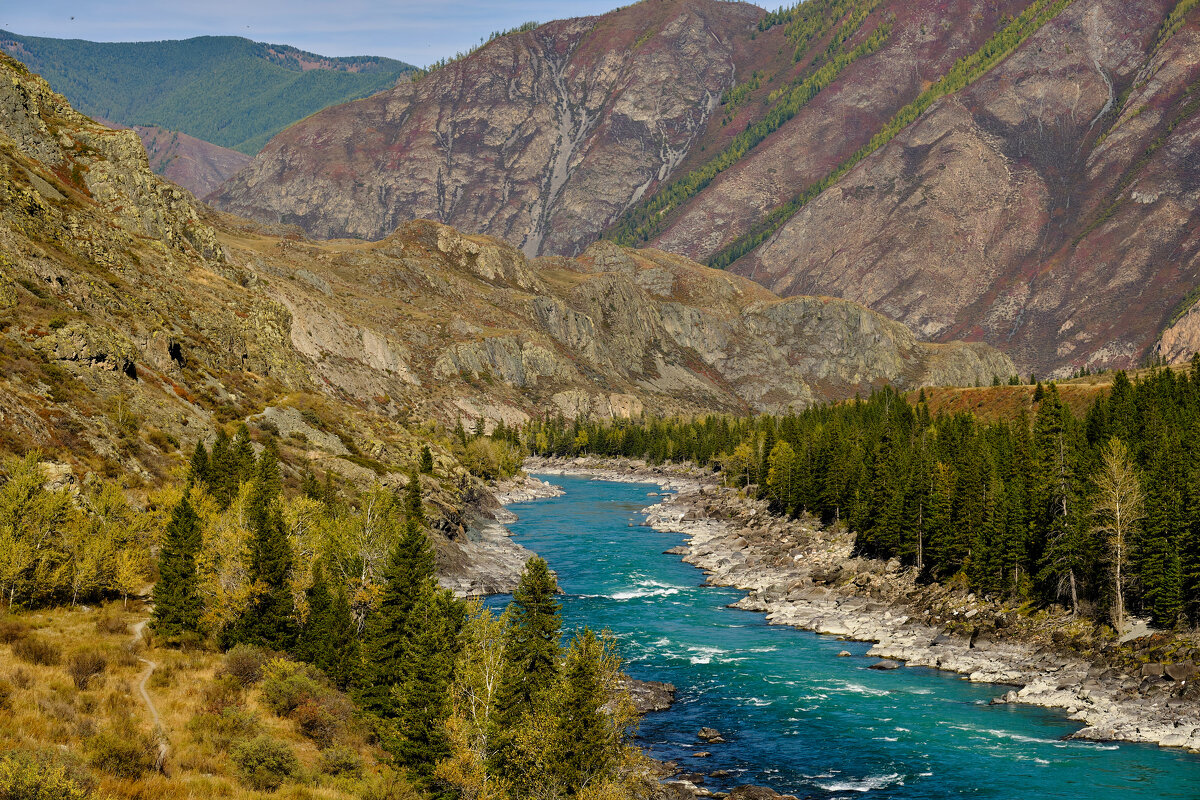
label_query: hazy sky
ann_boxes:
[0,1,625,66]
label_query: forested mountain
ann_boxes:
[210,0,1200,380]
[0,31,414,155]
[536,365,1200,630]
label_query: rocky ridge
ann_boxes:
[210,0,1200,377]
[525,457,1200,754]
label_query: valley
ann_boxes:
[3,0,1200,798]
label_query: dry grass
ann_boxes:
[0,604,387,800]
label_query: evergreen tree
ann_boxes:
[189,441,210,487]
[489,557,562,780]
[227,444,296,650]
[392,584,466,773]
[296,565,357,687]
[357,472,436,713]
[209,428,236,508]
[152,492,203,640]
[419,445,435,474]
[551,629,616,794]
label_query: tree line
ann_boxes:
[529,364,1200,630]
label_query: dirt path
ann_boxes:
[130,619,169,769]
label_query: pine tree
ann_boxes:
[189,441,210,487]
[209,428,236,508]
[489,557,562,780]
[419,445,435,474]
[296,565,357,687]
[152,493,203,640]
[232,423,256,485]
[357,472,436,715]
[227,444,296,650]
[392,585,465,773]
[551,629,616,794]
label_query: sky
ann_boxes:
[0,1,626,67]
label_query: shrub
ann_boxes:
[259,659,322,716]
[94,611,128,635]
[319,746,362,777]
[66,650,107,690]
[0,750,96,800]
[10,667,31,690]
[86,719,158,779]
[187,708,260,749]
[201,674,245,714]
[0,679,12,711]
[0,618,27,644]
[291,694,353,749]
[222,644,268,687]
[231,735,298,792]
[13,636,61,666]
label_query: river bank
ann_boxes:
[522,456,1200,755]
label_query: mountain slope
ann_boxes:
[209,0,1200,378]
[0,31,414,155]
[0,48,1012,484]
[99,119,251,197]
[210,0,763,253]
[729,0,1200,378]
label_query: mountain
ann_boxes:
[100,119,251,197]
[0,48,1011,484]
[0,31,415,155]
[210,0,763,250]
[210,0,1200,379]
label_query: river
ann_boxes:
[494,475,1200,799]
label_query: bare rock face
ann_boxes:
[211,0,759,256]
[734,0,1200,376]
[132,124,251,199]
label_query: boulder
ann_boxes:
[727,786,799,800]
[869,659,902,670]
[1165,662,1198,682]
[698,727,726,743]
[620,678,678,714]
[836,650,853,657]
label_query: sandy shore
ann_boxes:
[524,456,1200,754]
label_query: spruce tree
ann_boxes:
[209,428,236,508]
[152,492,203,640]
[552,629,615,794]
[297,565,358,687]
[419,445,435,474]
[228,443,296,650]
[189,441,210,487]
[489,557,562,781]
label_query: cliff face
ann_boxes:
[0,50,1012,482]
[96,118,252,198]
[734,0,1200,377]
[210,0,761,255]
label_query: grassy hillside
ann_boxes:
[0,32,414,155]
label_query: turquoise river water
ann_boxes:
[493,475,1200,799]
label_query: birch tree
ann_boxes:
[1091,437,1144,632]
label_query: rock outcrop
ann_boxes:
[126,122,251,198]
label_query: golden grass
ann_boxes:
[1,603,385,800]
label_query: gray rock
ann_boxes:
[869,659,903,670]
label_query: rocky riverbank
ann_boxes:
[440,473,564,597]
[524,457,1200,755]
